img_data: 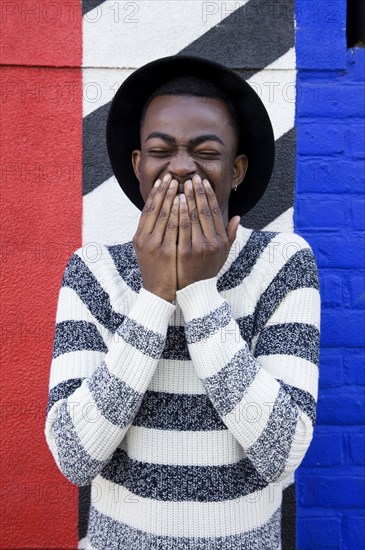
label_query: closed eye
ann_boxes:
[195,151,221,158]
[148,149,172,156]
[147,149,221,158]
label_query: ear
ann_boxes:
[233,154,248,188]
[131,149,141,181]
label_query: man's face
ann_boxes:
[132,94,247,225]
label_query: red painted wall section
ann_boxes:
[0,2,82,547]
[0,0,81,66]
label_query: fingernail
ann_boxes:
[186,180,192,190]
[162,173,171,182]
[169,179,177,188]
[192,174,200,184]
[203,179,210,187]
[154,179,161,187]
[173,196,179,204]
[180,193,186,202]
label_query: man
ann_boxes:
[45,56,320,549]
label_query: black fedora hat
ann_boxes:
[106,55,275,217]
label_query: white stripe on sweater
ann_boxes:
[49,350,104,390]
[120,425,245,466]
[149,359,206,394]
[92,477,281,537]
[266,287,321,329]
[257,354,319,399]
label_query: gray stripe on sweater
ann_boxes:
[278,380,317,426]
[117,317,165,359]
[217,231,276,291]
[185,302,231,344]
[254,323,320,365]
[202,348,260,416]
[107,242,142,294]
[52,320,108,359]
[132,391,227,431]
[47,377,83,416]
[62,252,124,333]
[88,505,281,550]
[252,249,319,337]
[162,325,190,360]
[100,448,268,501]
[52,400,106,486]
[48,383,227,433]
[247,386,298,482]
[87,361,142,427]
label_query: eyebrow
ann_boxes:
[145,132,225,146]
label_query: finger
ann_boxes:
[138,174,172,234]
[177,193,191,251]
[163,194,179,248]
[202,178,226,238]
[191,174,217,240]
[184,178,203,244]
[226,215,241,246]
[154,178,178,236]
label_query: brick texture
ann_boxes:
[295,1,365,548]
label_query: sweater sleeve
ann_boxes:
[175,233,320,485]
[45,246,175,486]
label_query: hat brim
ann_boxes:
[106,55,275,217]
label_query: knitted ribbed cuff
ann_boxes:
[176,277,224,322]
[130,287,176,331]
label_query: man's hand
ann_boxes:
[132,174,179,303]
[177,174,240,290]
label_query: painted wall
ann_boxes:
[0,2,83,548]
[295,1,365,549]
[1,0,364,549]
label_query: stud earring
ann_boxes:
[233,168,238,190]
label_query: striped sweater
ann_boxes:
[45,224,320,550]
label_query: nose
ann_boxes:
[167,151,196,182]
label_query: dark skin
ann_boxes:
[131,95,248,303]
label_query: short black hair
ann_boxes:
[139,75,242,149]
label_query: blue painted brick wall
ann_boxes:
[295,1,365,549]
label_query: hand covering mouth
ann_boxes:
[176,179,213,194]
